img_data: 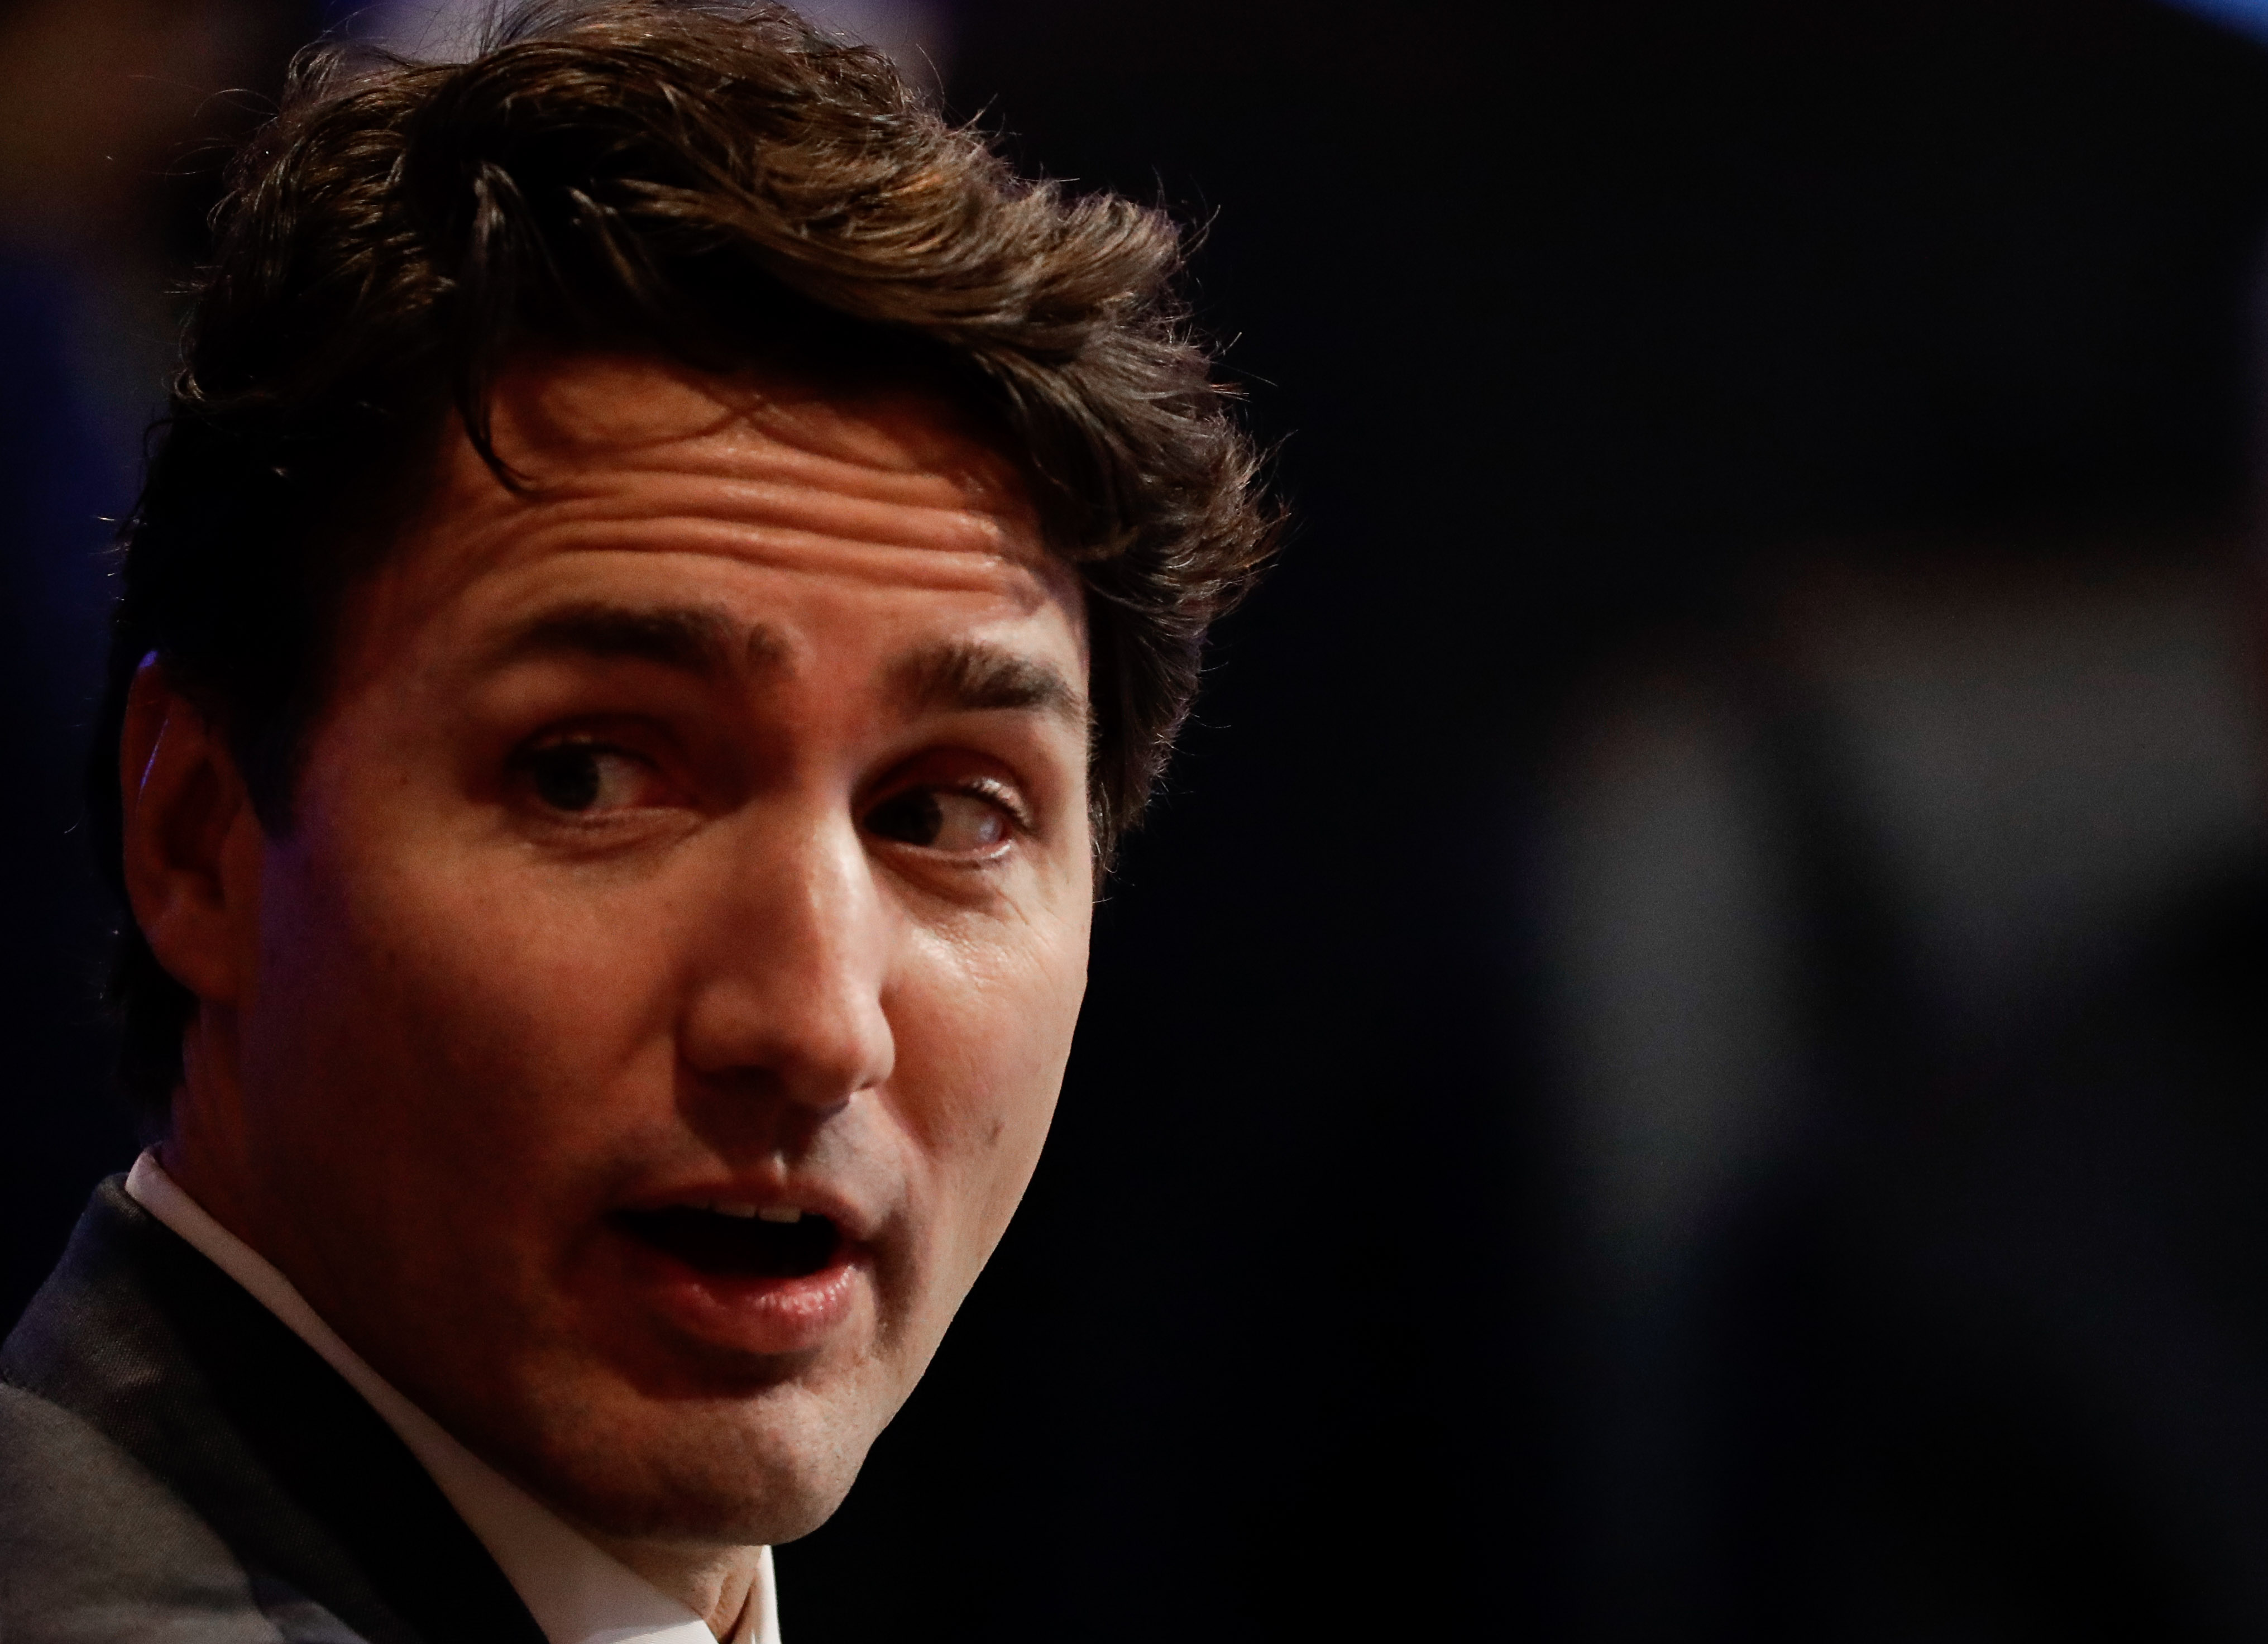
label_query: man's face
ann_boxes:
[195,354,1092,1543]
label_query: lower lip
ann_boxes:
[606,1228,868,1356]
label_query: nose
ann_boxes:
[677,805,897,1113]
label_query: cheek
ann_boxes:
[891,910,1089,1261]
[245,798,676,1188]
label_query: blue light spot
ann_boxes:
[2162,0,2268,45]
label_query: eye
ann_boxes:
[520,740,654,814]
[863,785,1017,855]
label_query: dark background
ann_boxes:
[9,0,2268,1637]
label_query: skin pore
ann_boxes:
[117,354,1096,1635]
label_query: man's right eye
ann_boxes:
[520,741,650,814]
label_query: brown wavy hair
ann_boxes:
[89,0,1276,1112]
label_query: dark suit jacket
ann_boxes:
[0,1179,546,1643]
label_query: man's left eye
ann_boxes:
[863,787,1015,854]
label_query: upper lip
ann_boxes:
[619,1178,882,1244]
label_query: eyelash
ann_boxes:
[510,734,1036,847]
[948,776,1032,831]
[514,737,654,814]
[860,774,1033,862]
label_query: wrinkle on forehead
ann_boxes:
[345,353,1084,690]
[461,476,1023,560]
[390,354,1066,594]
[481,352,1034,520]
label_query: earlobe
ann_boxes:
[119,657,261,1007]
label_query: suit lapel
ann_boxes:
[1,1180,548,1644]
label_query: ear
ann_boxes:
[119,656,265,1007]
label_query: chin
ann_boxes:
[499,1375,885,1547]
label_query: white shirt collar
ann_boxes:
[125,1150,782,1644]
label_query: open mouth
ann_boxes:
[612,1204,843,1279]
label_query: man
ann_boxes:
[0,4,1272,1639]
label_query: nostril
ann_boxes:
[676,991,894,1107]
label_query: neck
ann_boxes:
[577,1532,767,1640]
[157,1019,274,1269]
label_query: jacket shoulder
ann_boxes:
[0,1379,289,1642]
[1,1185,393,1644]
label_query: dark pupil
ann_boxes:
[531,746,602,811]
[865,789,942,845]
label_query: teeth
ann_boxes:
[712,1202,760,1219]
[757,1206,804,1224]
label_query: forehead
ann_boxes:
[342,352,1082,682]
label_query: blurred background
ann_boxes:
[11,0,2268,1636]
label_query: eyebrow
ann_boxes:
[488,601,1083,728]
[890,639,1087,729]
[490,602,784,678]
